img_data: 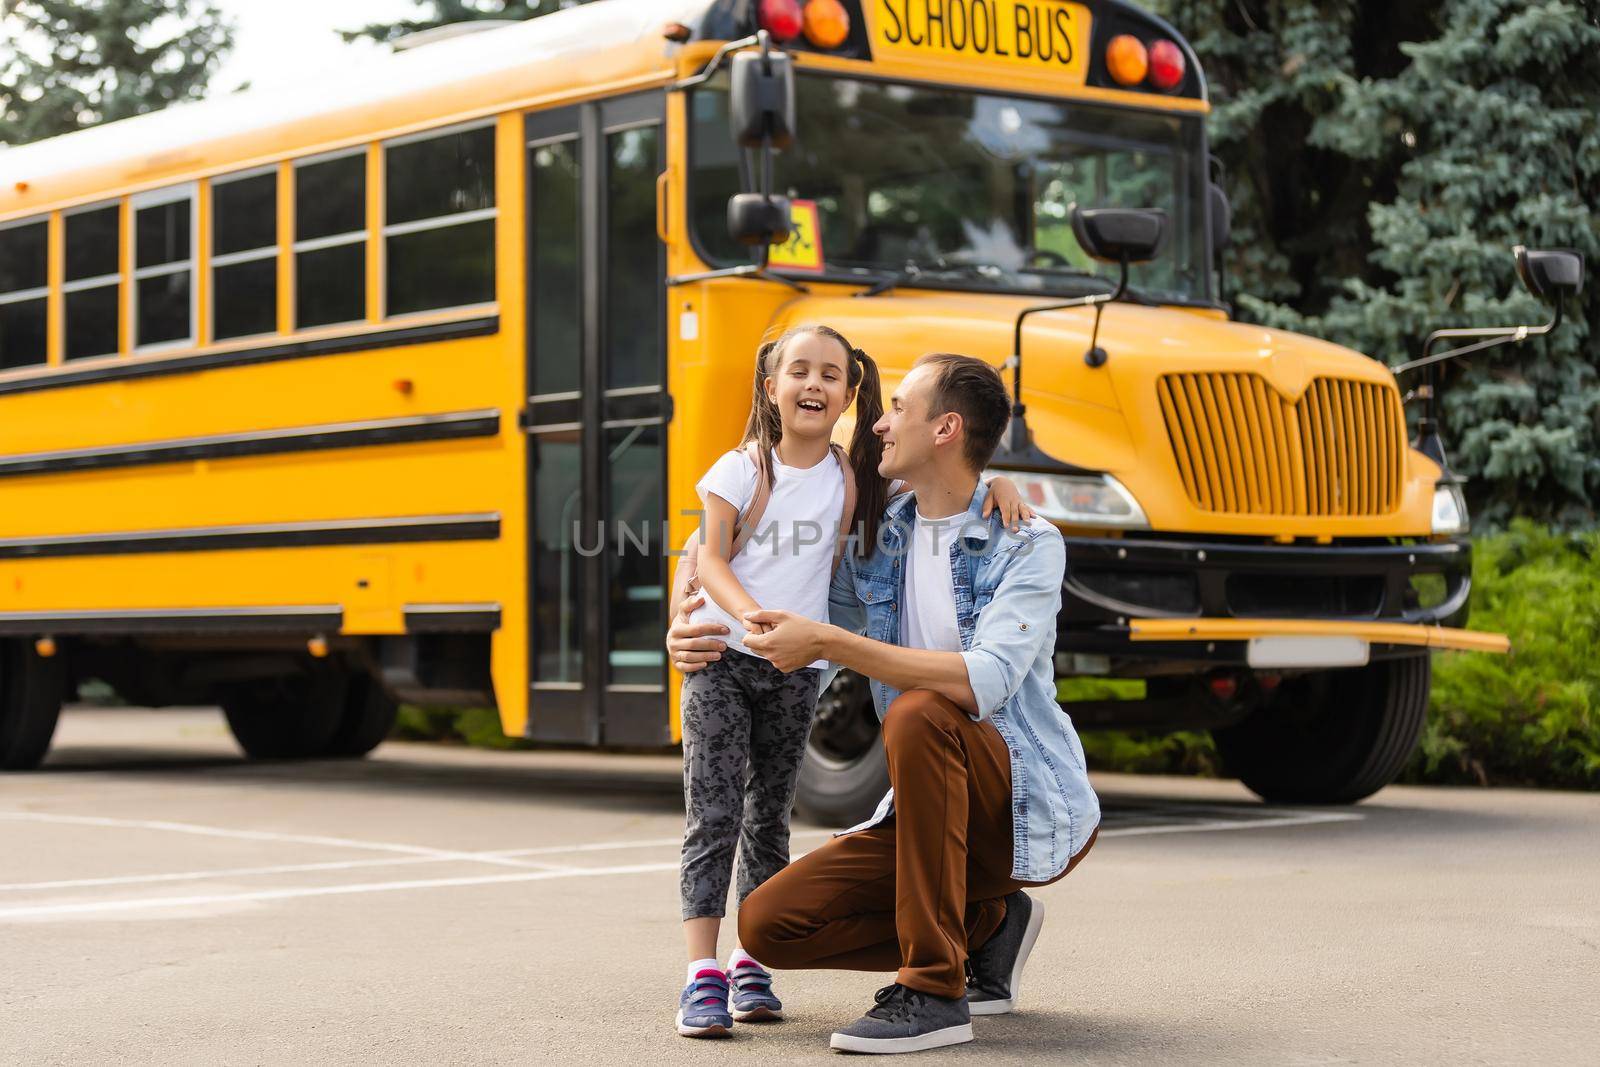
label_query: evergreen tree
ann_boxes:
[342,1,593,46]
[0,0,233,146]
[1151,0,1600,526]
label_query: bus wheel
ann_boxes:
[1212,655,1431,805]
[220,667,345,761]
[323,673,398,759]
[0,641,65,771]
[795,670,887,827]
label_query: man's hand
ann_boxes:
[667,592,729,673]
[742,610,829,672]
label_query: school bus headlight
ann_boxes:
[1432,482,1468,535]
[987,470,1150,528]
[803,0,850,49]
[1106,35,1149,87]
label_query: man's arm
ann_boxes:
[743,611,978,714]
[958,530,1065,717]
[665,535,729,674]
[744,528,1067,719]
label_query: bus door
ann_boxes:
[524,95,668,746]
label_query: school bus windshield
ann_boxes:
[692,73,1211,304]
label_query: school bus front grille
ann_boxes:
[1156,373,1406,516]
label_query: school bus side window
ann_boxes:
[132,185,196,349]
[294,151,367,329]
[383,124,496,317]
[212,169,278,341]
[63,204,121,360]
[0,216,48,370]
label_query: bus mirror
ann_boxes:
[729,48,795,150]
[728,192,792,246]
[1070,206,1168,264]
[1514,246,1584,303]
[1208,183,1232,252]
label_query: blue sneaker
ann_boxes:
[676,968,733,1038]
[727,959,783,1022]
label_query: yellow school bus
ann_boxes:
[0,0,1530,813]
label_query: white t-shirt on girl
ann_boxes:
[689,447,846,668]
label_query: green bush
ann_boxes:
[1406,521,1600,788]
[391,704,531,751]
[1062,678,1222,778]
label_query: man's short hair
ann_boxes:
[915,353,1011,470]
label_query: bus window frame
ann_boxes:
[380,117,500,322]
[208,163,282,345]
[682,69,1222,311]
[129,182,200,355]
[61,197,125,362]
[0,213,51,371]
[292,145,370,330]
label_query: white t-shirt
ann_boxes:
[689,448,845,667]
[901,511,963,653]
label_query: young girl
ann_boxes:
[673,326,1031,1038]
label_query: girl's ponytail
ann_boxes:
[846,347,886,557]
[740,338,784,492]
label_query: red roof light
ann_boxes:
[759,0,804,41]
[1149,39,1186,90]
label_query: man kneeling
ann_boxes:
[672,354,1100,1054]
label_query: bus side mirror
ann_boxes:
[1515,246,1584,303]
[1071,206,1168,264]
[1208,183,1231,251]
[729,48,794,149]
[729,193,792,246]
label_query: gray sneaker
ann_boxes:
[965,890,1045,1016]
[828,983,972,1054]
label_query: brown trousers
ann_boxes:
[739,689,1097,999]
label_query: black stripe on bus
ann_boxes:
[0,513,501,561]
[404,603,502,633]
[0,606,344,636]
[0,409,502,479]
[0,315,499,399]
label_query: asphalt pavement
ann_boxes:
[3,706,1597,1065]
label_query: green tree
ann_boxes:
[341,0,593,46]
[0,0,233,146]
[1151,0,1600,527]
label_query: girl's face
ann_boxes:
[764,333,854,440]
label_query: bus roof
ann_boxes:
[0,0,713,218]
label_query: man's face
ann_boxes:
[875,364,956,481]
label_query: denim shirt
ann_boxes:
[828,483,1101,882]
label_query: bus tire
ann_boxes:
[323,673,398,759]
[1212,654,1431,805]
[794,670,888,827]
[0,642,65,771]
[220,667,345,761]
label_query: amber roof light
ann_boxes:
[1106,34,1149,87]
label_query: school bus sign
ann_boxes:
[769,199,825,272]
[866,0,1092,77]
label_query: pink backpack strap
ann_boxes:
[684,444,771,596]
[730,442,773,558]
[830,442,857,572]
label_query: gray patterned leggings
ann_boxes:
[680,650,821,921]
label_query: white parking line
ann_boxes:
[0,811,561,870]
[0,807,1361,920]
[0,861,686,920]
[0,830,835,893]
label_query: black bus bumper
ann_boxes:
[1056,535,1473,672]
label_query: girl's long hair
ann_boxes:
[741,325,887,558]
